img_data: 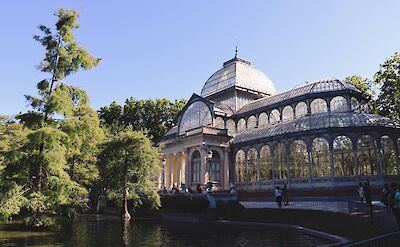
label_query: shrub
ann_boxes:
[161,194,209,214]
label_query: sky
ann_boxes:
[1,1,400,116]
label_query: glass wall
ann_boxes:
[258,112,267,127]
[179,101,212,135]
[357,135,377,175]
[247,116,257,130]
[381,136,397,175]
[351,97,359,110]
[210,151,221,181]
[247,148,258,182]
[290,140,309,179]
[260,145,273,181]
[191,151,201,182]
[215,117,224,129]
[270,109,280,124]
[333,135,355,176]
[295,101,308,118]
[310,98,328,114]
[330,96,348,112]
[237,118,246,133]
[274,143,287,180]
[311,137,331,177]
[235,150,246,183]
[282,105,294,122]
[227,119,236,135]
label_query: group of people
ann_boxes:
[274,184,289,208]
[160,183,211,195]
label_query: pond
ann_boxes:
[0,214,334,246]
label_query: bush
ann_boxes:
[23,215,56,228]
[161,195,209,214]
[216,200,244,219]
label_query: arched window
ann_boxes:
[179,101,212,135]
[274,143,287,180]
[191,151,201,182]
[215,117,224,129]
[247,148,258,182]
[310,98,328,114]
[330,96,348,112]
[209,151,221,181]
[237,118,246,133]
[282,105,294,122]
[235,150,246,183]
[227,119,236,136]
[247,116,257,130]
[357,135,377,176]
[381,136,397,175]
[295,101,308,118]
[260,145,273,181]
[269,109,280,124]
[311,138,330,177]
[290,140,309,179]
[351,97,359,111]
[258,112,267,127]
[333,135,354,176]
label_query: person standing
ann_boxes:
[380,184,390,212]
[392,183,400,229]
[282,184,289,206]
[357,183,365,203]
[274,186,283,208]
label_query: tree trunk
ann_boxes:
[123,186,131,220]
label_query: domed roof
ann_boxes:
[201,56,276,98]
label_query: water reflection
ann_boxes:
[0,215,333,246]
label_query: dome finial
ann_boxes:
[235,46,238,59]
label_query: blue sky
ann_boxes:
[1,1,400,116]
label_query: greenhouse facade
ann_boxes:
[159,54,400,195]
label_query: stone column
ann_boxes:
[184,149,190,187]
[329,139,335,177]
[165,154,171,189]
[200,147,207,185]
[307,144,313,185]
[177,152,182,186]
[223,148,230,189]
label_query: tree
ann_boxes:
[344,75,377,113]
[98,130,160,220]
[1,9,102,227]
[374,52,400,120]
[98,98,186,143]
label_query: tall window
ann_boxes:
[260,145,273,181]
[274,143,287,180]
[295,101,308,118]
[311,137,330,177]
[247,148,258,182]
[310,98,328,114]
[235,150,246,183]
[210,151,221,181]
[215,117,224,129]
[351,97,359,110]
[247,116,257,130]
[357,135,377,176]
[191,151,201,182]
[227,119,236,135]
[282,105,294,122]
[258,112,267,127]
[290,140,309,179]
[179,101,212,135]
[237,118,246,133]
[269,109,280,124]
[381,136,397,175]
[330,96,348,112]
[333,135,354,176]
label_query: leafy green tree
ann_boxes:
[374,52,400,120]
[99,98,186,143]
[1,9,102,226]
[98,130,160,220]
[344,75,377,113]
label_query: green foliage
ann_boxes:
[160,195,209,214]
[98,98,186,143]
[98,130,161,212]
[0,182,28,222]
[344,75,377,113]
[374,52,400,121]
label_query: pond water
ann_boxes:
[0,214,334,246]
